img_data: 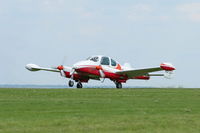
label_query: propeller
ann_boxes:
[52,56,67,77]
[123,63,132,70]
[69,68,75,79]
[99,69,105,78]
[164,71,174,79]
[56,56,76,79]
[96,65,105,82]
[57,65,65,77]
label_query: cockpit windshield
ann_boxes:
[111,59,117,66]
[101,57,110,65]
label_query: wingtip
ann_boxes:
[25,64,40,71]
[160,63,176,71]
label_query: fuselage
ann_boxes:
[63,55,126,82]
[63,55,149,83]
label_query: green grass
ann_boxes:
[0,88,200,133]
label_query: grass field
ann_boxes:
[0,88,200,133]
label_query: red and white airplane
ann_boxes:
[26,55,176,88]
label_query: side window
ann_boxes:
[111,59,117,66]
[101,57,110,65]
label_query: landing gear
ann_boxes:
[77,82,83,88]
[68,80,74,87]
[116,82,122,89]
[68,80,83,88]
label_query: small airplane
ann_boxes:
[25,55,176,88]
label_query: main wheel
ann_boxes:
[68,80,74,87]
[77,82,83,88]
[116,82,122,89]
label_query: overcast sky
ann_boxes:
[0,0,200,88]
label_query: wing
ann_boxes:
[116,63,175,78]
[116,67,162,78]
[25,64,60,72]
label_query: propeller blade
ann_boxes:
[123,63,132,70]
[60,70,66,77]
[51,66,58,69]
[50,56,68,77]
[100,77,105,83]
[98,66,105,83]
[61,56,67,66]
[164,71,173,79]
[99,69,105,78]
[69,68,75,79]
[96,65,105,78]
[70,68,75,76]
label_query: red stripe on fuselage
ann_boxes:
[64,65,150,83]
[75,66,128,80]
[76,67,99,76]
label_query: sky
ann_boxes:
[0,0,200,88]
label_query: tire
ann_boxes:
[68,80,74,87]
[77,82,83,88]
[116,82,122,89]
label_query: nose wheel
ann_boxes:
[77,82,83,88]
[68,80,74,87]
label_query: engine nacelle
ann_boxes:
[133,76,150,80]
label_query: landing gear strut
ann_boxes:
[68,80,74,87]
[77,82,83,88]
[115,82,122,89]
